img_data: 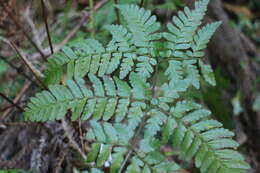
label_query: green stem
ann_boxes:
[114,0,121,24]
[140,0,145,7]
[89,0,95,38]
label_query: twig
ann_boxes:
[41,0,54,54]
[0,92,24,112]
[30,0,108,60]
[78,119,85,152]
[0,1,46,61]
[10,42,46,89]
[118,150,133,173]
[89,0,95,38]
[114,0,121,24]
[61,117,87,160]
[0,55,38,86]
[0,81,32,121]
[55,150,67,173]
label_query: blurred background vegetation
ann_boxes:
[0,0,259,172]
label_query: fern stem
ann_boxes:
[40,0,54,54]
[152,60,159,98]
[114,0,121,24]
[139,0,145,7]
[89,0,95,38]
[118,115,149,172]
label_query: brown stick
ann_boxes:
[0,92,24,112]
[40,0,54,54]
[61,117,87,160]
[0,81,32,121]
[10,42,47,90]
[30,0,109,60]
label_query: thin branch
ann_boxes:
[0,1,46,61]
[61,117,87,160]
[0,80,32,121]
[118,150,133,173]
[30,0,108,60]
[40,0,54,54]
[55,150,68,173]
[78,120,84,152]
[10,42,46,89]
[0,92,24,112]
[0,55,38,86]
[114,0,121,24]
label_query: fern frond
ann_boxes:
[159,99,250,173]
[116,4,161,78]
[164,0,209,57]
[183,60,200,89]
[44,5,162,85]
[24,73,149,122]
[164,59,200,90]
[198,59,216,86]
[85,121,182,173]
[44,39,105,85]
[116,4,161,47]
[191,22,221,57]
[85,121,129,171]
[125,155,181,173]
[23,1,250,173]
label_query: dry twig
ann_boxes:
[0,81,32,121]
[41,0,54,54]
[61,117,87,160]
[30,0,108,60]
[10,42,46,89]
[0,92,24,112]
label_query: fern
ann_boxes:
[44,5,161,85]
[23,1,250,173]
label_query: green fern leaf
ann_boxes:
[24,73,149,122]
[164,0,210,57]
[158,99,250,173]
[191,22,222,57]
[23,1,250,173]
[199,60,216,86]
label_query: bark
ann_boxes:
[205,0,260,172]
